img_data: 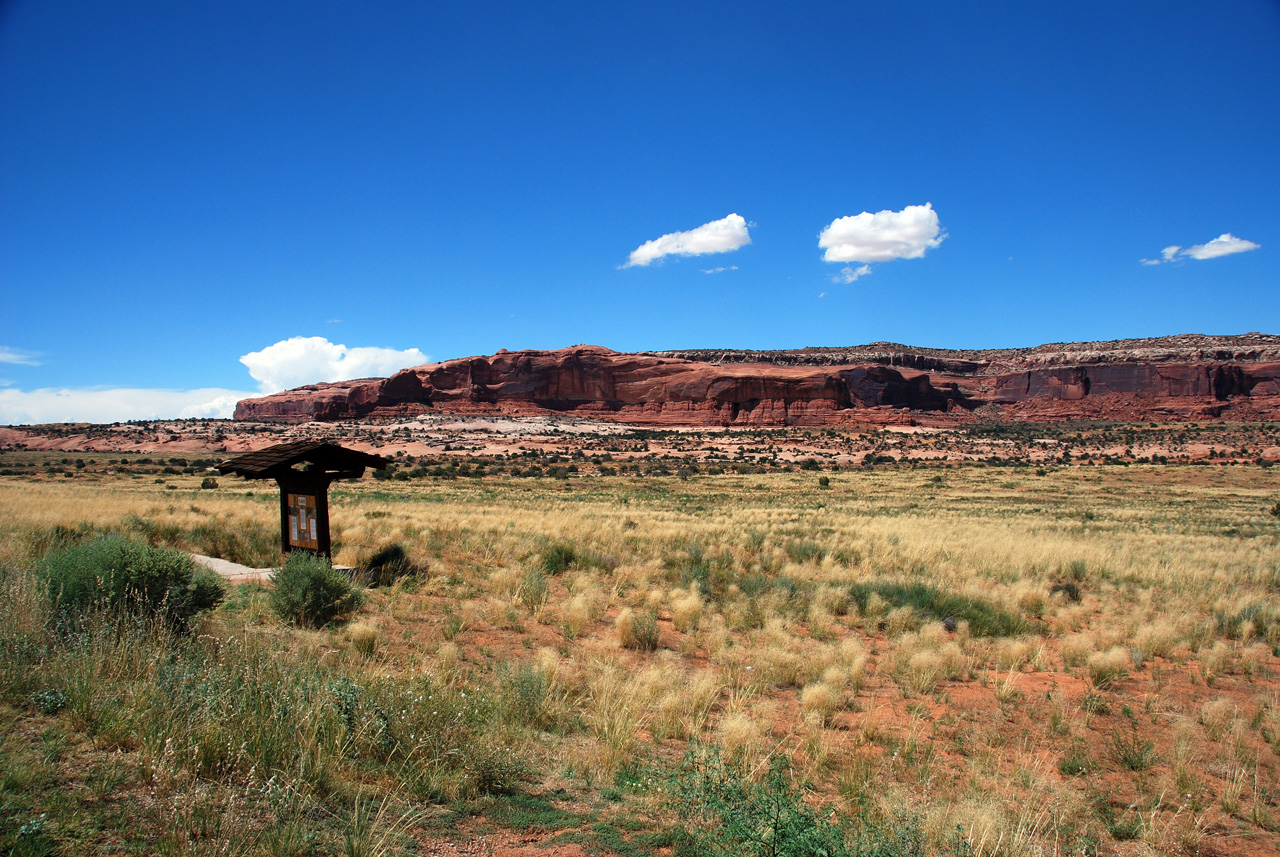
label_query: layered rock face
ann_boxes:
[233,335,1280,426]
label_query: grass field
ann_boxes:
[2,455,1279,855]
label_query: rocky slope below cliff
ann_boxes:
[233,335,1280,427]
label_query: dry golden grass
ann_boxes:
[670,584,703,632]
[344,621,381,658]
[800,681,839,726]
[1086,645,1131,689]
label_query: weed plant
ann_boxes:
[661,744,944,857]
[1110,720,1159,772]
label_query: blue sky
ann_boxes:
[1,1,1277,423]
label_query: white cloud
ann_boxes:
[1183,233,1260,260]
[1141,233,1260,265]
[625,214,751,267]
[0,347,40,366]
[239,336,428,393]
[818,203,945,264]
[833,264,872,284]
[178,394,245,419]
[0,387,255,425]
[702,265,739,274]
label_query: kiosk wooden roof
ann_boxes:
[218,441,390,480]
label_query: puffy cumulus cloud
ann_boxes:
[625,214,751,267]
[179,394,245,419]
[833,264,872,284]
[1141,233,1260,265]
[0,346,40,366]
[0,387,255,425]
[819,203,945,264]
[239,336,428,393]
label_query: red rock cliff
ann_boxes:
[233,336,1280,426]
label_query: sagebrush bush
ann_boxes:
[38,535,225,630]
[269,551,365,628]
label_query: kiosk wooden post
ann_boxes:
[218,442,390,560]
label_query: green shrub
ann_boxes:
[30,688,68,715]
[269,552,365,628]
[359,543,420,587]
[541,542,580,575]
[1049,581,1082,602]
[38,535,225,631]
[538,540,614,577]
[785,541,825,564]
[847,581,1028,638]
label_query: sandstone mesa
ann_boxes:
[234,333,1280,426]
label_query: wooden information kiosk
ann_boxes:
[218,441,390,559]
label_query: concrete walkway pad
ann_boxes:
[191,554,274,585]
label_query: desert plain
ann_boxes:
[1,408,1279,857]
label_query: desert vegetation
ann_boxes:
[1,443,1279,855]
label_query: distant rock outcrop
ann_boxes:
[233,335,1280,426]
